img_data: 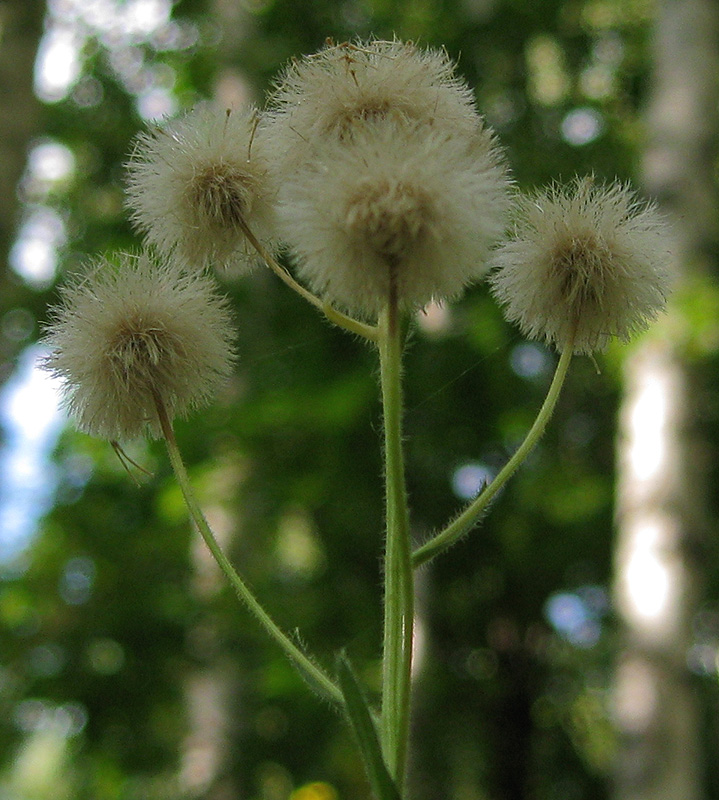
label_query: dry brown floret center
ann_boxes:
[345,179,431,259]
[188,164,255,230]
[333,100,392,137]
[108,318,182,386]
[551,234,610,309]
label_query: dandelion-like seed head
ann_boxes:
[489,177,672,354]
[279,120,511,318]
[125,104,275,271]
[42,252,236,441]
[264,38,479,170]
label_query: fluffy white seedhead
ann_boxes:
[263,38,480,171]
[489,177,672,354]
[278,119,511,317]
[125,104,275,271]
[43,252,236,440]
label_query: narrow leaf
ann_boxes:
[337,652,402,800]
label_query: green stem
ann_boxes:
[240,220,379,343]
[412,342,574,568]
[154,394,343,706]
[378,292,414,789]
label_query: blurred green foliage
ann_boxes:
[2,1,719,799]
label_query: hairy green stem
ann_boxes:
[154,394,343,706]
[240,219,379,343]
[412,342,574,568]
[378,292,414,789]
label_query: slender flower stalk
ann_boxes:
[377,285,414,788]
[412,339,575,568]
[153,391,343,706]
[238,216,379,342]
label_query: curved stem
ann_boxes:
[240,220,379,343]
[412,341,574,569]
[154,394,343,706]
[378,291,414,789]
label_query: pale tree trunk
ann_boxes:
[0,0,43,252]
[0,0,44,366]
[180,502,241,800]
[612,1,719,798]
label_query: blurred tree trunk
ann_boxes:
[612,1,719,798]
[180,516,241,800]
[0,0,44,376]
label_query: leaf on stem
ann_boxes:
[337,652,402,800]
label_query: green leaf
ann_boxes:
[336,652,403,800]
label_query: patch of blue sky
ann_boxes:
[0,346,65,565]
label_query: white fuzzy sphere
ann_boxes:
[125,104,276,271]
[43,252,236,440]
[489,178,673,354]
[278,119,511,318]
[263,38,480,173]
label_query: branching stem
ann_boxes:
[240,219,379,342]
[412,341,574,568]
[154,393,343,706]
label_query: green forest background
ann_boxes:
[1,0,719,798]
